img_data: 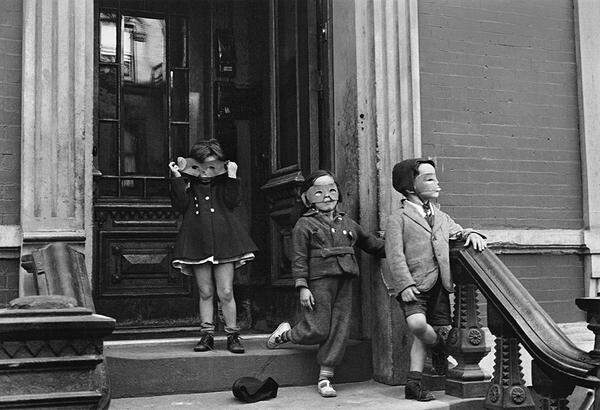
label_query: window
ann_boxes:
[96,0,189,198]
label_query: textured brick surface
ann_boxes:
[0,259,18,307]
[499,253,585,323]
[419,0,582,230]
[0,0,21,226]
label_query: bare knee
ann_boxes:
[406,314,428,336]
[217,287,234,303]
[198,286,214,301]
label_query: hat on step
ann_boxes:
[392,157,436,195]
[232,376,279,403]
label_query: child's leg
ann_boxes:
[406,313,438,372]
[213,262,238,332]
[193,264,215,331]
[315,277,353,370]
[288,278,335,345]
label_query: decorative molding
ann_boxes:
[0,225,22,248]
[21,0,95,274]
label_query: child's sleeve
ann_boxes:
[354,222,385,257]
[383,213,416,297]
[222,177,242,209]
[291,220,311,289]
[170,177,191,213]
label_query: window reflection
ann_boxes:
[122,16,166,178]
[100,13,117,63]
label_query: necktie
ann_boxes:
[422,202,434,228]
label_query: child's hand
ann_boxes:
[299,287,315,311]
[399,285,420,303]
[465,233,486,251]
[168,162,182,177]
[226,161,238,178]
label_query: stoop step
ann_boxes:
[104,335,373,399]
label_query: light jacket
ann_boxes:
[382,199,481,296]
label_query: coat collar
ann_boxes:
[401,199,432,233]
[302,208,345,221]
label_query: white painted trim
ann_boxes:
[0,225,22,248]
[481,229,585,247]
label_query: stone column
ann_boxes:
[575,0,600,297]
[20,0,94,275]
[355,0,422,384]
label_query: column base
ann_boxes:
[422,373,445,391]
[445,378,490,398]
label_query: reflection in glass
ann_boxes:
[122,16,166,179]
[169,17,188,68]
[99,66,118,119]
[100,13,117,62]
[276,1,298,168]
[171,71,189,122]
[98,121,118,175]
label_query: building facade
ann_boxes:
[1,0,600,384]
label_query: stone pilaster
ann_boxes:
[20,0,94,275]
[355,0,422,384]
[575,0,600,297]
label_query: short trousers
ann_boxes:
[398,278,451,326]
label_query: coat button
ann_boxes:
[331,228,336,233]
[195,211,199,215]
[343,230,347,235]
[205,196,210,200]
[210,208,215,213]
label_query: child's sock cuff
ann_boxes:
[319,366,335,380]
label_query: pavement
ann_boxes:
[109,380,483,409]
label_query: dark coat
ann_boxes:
[291,209,385,288]
[170,174,258,263]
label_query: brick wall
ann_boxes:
[499,253,585,323]
[0,0,21,225]
[0,0,21,307]
[419,0,582,230]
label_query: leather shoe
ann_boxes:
[227,333,245,354]
[193,334,214,352]
[405,381,435,401]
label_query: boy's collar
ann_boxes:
[303,208,345,219]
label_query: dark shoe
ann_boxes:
[227,333,245,354]
[405,381,435,401]
[193,334,214,352]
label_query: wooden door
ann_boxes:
[258,0,332,325]
[93,0,196,326]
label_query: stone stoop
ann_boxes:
[109,380,485,409]
[105,335,373,399]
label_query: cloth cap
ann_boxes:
[392,158,436,194]
[232,377,279,403]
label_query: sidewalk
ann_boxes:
[109,380,483,409]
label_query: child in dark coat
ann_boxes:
[169,139,258,354]
[382,158,486,401]
[266,170,385,398]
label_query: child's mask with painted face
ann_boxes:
[303,175,339,212]
[413,163,441,201]
[177,156,226,179]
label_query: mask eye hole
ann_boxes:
[314,190,323,196]
[191,165,199,169]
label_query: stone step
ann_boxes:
[109,380,485,409]
[104,335,373,399]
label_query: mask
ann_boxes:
[177,157,226,178]
[413,172,441,199]
[304,183,339,204]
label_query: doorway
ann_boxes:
[93,0,331,332]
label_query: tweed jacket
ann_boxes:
[292,209,385,288]
[382,199,478,296]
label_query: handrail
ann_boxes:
[450,242,600,388]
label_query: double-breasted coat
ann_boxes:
[170,174,258,264]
